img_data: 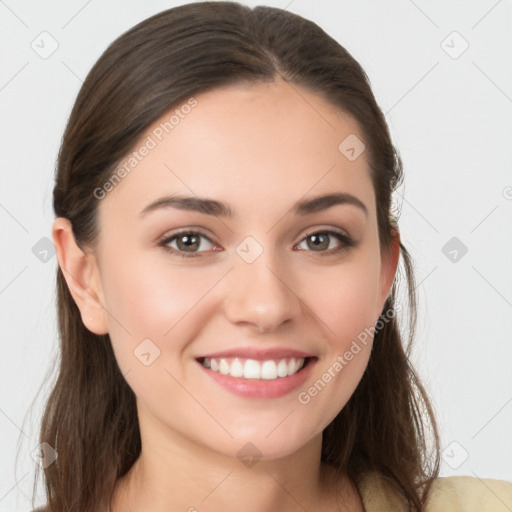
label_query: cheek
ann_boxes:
[294,256,380,425]
[98,253,216,366]
[99,254,224,418]
[101,252,219,333]
[302,254,382,346]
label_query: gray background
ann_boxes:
[1,0,511,510]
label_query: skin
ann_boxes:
[53,77,400,511]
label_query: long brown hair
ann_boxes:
[35,2,440,510]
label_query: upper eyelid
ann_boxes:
[159,229,215,245]
[300,227,350,240]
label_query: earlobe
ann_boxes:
[52,217,109,335]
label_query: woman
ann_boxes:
[34,2,512,511]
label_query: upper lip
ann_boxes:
[195,347,315,361]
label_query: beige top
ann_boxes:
[357,470,512,511]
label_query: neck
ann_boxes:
[110,412,355,511]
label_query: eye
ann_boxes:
[295,229,354,255]
[158,228,355,259]
[158,230,218,258]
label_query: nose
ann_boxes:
[222,249,302,333]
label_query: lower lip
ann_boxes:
[197,358,317,399]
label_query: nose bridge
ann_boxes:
[223,236,302,331]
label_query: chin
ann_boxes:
[220,426,318,464]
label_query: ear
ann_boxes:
[52,217,109,335]
[378,223,401,312]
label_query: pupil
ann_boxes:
[309,233,328,250]
[178,234,199,251]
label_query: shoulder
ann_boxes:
[356,471,512,512]
[424,474,512,511]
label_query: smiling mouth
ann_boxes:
[196,356,315,381]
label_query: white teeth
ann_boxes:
[261,360,277,380]
[243,359,261,379]
[201,357,306,380]
[230,358,244,377]
[219,359,230,375]
[277,359,288,377]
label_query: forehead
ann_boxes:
[100,79,375,223]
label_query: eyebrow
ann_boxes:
[139,192,368,218]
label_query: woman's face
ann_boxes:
[87,79,398,460]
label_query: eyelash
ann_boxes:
[157,228,355,259]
